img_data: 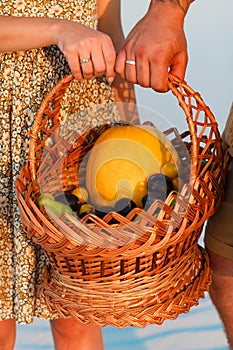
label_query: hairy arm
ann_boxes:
[151,0,195,13]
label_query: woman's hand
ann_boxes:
[115,1,190,92]
[54,20,116,82]
[0,15,116,82]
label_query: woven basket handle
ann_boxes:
[28,74,220,181]
[168,74,221,181]
[29,75,73,181]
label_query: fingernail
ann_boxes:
[107,77,114,83]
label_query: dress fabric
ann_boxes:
[0,0,116,323]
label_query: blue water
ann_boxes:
[15,293,228,350]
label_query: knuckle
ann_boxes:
[152,84,168,93]
[94,64,105,75]
[103,33,113,44]
[138,79,150,88]
[83,72,93,80]
[94,71,105,78]
[115,65,123,76]
[62,44,77,57]
[105,53,116,66]
[73,71,83,81]
[136,45,147,60]
[126,75,137,84]
[82,68,93,76]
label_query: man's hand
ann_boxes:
[116,1,193,92]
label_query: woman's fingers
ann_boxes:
[55,22,116,82]
[78,46,116,82]
[79,56,93,80]
[90,43,116,83]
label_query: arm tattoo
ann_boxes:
[152,0,194,12]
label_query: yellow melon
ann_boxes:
[86,125,179,209]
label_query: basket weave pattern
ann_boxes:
[16,75,226,327]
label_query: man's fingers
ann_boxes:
[150,63,169,92]
[125,57,137,84]
[115,50,127,78]
[169,53,188,81]
[135,58,150,88]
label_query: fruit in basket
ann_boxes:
[172,176,184,191]
[78,203,95,219]
[72,187,89,204]
[37,195,76,219]
[161,162,178,180]
[142,193,158,211]
[147,173,174,197]
[95,206,114,219]
[114,198,137,217]
[86,124,179,209]
[55,193,81,212]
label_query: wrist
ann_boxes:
[149,0,194,15]
[147,0,194,28]
[48,18,66,46]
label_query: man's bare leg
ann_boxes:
[207,249,233,349]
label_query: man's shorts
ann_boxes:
[204,157,233,259]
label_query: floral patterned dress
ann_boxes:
[0,0,116,323]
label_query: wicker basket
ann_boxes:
[16,74,226,328]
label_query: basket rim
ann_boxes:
[27,74,222,182]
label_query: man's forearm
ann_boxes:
[150,0,195,13]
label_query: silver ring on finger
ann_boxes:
[80,57,91,65]
[125,59,136,66]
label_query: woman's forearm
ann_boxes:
[0,15,62,52]
[0,14,117,82]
